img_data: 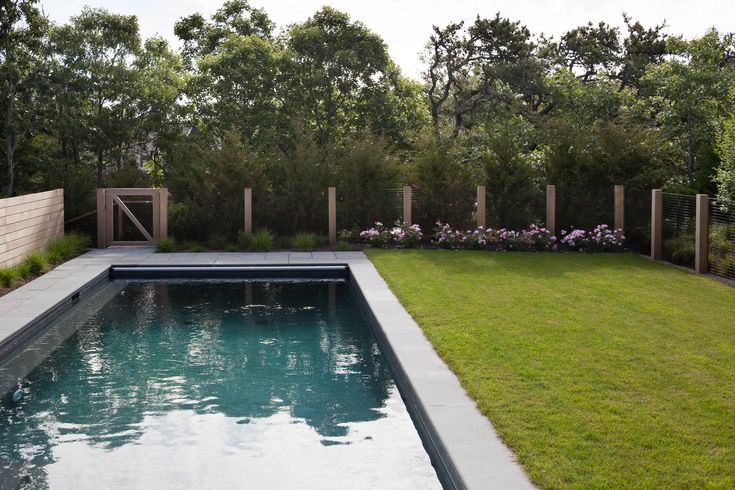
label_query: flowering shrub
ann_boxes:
[523,224,557,251]
[433,221,465,249]
[361,221,623,252]
[360,221,422,248]
[560,225,624,252]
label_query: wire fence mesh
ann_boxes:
[709,198,735,280]
[625,188,651,254]
[662,193,696,269]
[556,185,614,232]
[337,188,402,233]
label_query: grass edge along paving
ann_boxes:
[366,250,735,489]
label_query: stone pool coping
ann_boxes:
[0,247,534,490]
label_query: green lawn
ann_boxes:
[366,250,735,489]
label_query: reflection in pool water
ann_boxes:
[0,281,440,488]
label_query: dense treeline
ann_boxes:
[2,0,735,239]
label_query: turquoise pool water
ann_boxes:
[0,280,440,488]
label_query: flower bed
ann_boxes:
[359,221,624,252]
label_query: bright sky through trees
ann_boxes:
[41,0,735,79]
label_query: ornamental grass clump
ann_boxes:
[360,221,422,248]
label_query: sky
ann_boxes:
[41,0,735,79]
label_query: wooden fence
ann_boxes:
[0,189,64,268]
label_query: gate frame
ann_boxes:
[96,188,168,248]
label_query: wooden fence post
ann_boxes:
[651,189,663,260]
[160,188,168,240]
[695,194,709,274]
[96,188,106,248]
[546,185,556,236]
[614,185,625,232]
[244,187,252,234]
[328,187,336,246]
[403,186,412,225]
[476,185,486,229]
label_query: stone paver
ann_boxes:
[0,246,534,490]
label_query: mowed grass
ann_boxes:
[366,250,735,489]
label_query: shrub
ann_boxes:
[560,225,624,252]
[522,224,557,251]
[181,241,204,252]
[237,231,254,250]
[156,238,176,253]
[23,253,49,276]
[663,237,695,266]
[0,268,19,288]
[291,232,323,250]
[207,234,228,250]
[360,221,422,248]
[433,222,467,249]
[250,229,274,251]
[47,233,89,262]
[335,240,351,251]
[336,134,401,230]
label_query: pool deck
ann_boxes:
[0,248,534,490]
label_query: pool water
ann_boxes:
[0,280,440,488]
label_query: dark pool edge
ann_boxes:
[349,273,463,490]
[0,269,109,364]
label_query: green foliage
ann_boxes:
[22,252,48,276]
[336,134,402,229]
[180,241,204,252]
[155,238,176,253]
[291,232,323,251]
[167,130,267,240]
[249,229,273,251]
[663,237,696,266]
[47,233,89,262]
[207,234,228,250]
[262,132,330,234]
[335,240,351,251]
[408,138,482,230]
[716,102,735,202]
[236,231,254,250]
[0,268,20,288]
[480,115,543,229]
[709,222,735,276]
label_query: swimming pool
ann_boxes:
[0,278,441,488]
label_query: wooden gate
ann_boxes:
[96,188,168,248]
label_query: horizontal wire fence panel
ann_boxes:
[557,185,614,232]
[662,193,696,269]
[413,187,476,234]
[337,188,401,233]
[625,188,651,254]
[709,198,735,280]
[486,188,545,231]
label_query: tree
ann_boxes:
[174,0,272,66]
[425,14,544,142]
[643,30,735,188]
[51,7,142,186]
[0,0,48,196]
[285,7,416,149]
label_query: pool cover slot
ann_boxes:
[110,264,349,280]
